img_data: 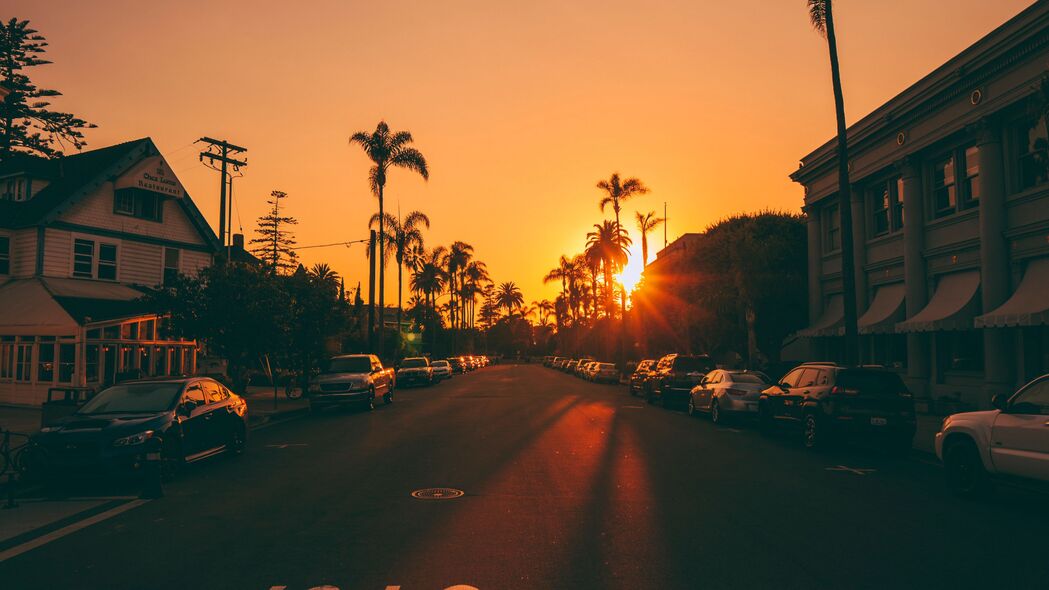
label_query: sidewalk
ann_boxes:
[0,387,308,436]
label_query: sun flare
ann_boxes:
[616,242,646,298]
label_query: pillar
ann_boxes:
[977,119,1013,400]
[850,185,868,361]
[898,158,929,390]
[805,202,823,325]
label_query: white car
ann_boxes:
[592,363,619,384]
[935,374,1049,496]
[431,360,453,381]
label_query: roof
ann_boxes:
[0,277,157,329]
[0,138,221,252]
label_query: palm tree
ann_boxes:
[445,241,474,330]
[635,211,665,266]
[597,173,647,364]
[495,282,525,317]
[534,299,555,326]
[410,246,447,352]
[809,0,858,365]
[586,221,631,316]
[543,255,575,321]
[462,260,490,328]
[370,210,429,340]
[349,121,429,356]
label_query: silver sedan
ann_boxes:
[688,370,771,424]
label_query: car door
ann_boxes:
[767,368,805,420]
[178,382,211,457]
[202,379,232,450]
[696,371,720,410]
[371,358,389,395]
[786,369,819,422]
[990,377,1049,482]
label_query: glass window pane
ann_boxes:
[37,342,55,382]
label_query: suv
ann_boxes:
[936,374,1049,497]
[397,357,434,387]
[646,354,716,408]
[309,354,395,412]
[629,360,655,396]
[759,363,916,451]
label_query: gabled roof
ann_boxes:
[0,138,221,252]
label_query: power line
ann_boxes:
[297,238,369,250]
[199,137,247,255]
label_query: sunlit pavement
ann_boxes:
[1,364,1047,589]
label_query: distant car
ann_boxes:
[592,362,619,384]
[629,360,656,396]
[688,370,771,424]
[936,374,1049,497]
[449,357,467,374]
[646,354,717,409]
[562,359,579,373]
[575,360,594,378]
[397,357,435,387]
[309,354,395,412]
[431,360,453,381]
[552,358,567,369]
[543,356,555,367]
[31,377,248,481]
[759,363,916,452]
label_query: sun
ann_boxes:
[616,242,646,299]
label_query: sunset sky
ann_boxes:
[7,0,1036,304]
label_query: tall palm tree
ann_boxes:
[586,221,631,316]
[534,299,555,326]
[445,241,474,331]
[349,121,429,355]
[370,210,429,340]
[809,0,858,365]
[462,260,490,328]
[495,282,525,317]
[410,246,447,352]
[543,255,575,321]
[597,173,647,364]
[635,210,665,266]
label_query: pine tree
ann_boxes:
[250,190,298,274]
[0,18,96,160]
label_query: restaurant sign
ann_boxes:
[115,156,185,198]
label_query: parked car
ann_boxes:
[936,374,1049,497]
[431,360,453,381]
[564,359,580,374]
[629,360,656,396]
[308,354,395,412]
[592,362,619,384]
[543,356,555,367]
[688,370,771,424]
[397,357,435,387]
[552,358,567,369]
[576,360,594,378]
[646,354,717,408]
[758,363,916,451]
[31,377,248,481]
[449,357,467,374]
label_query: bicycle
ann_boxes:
[0,429,36,478]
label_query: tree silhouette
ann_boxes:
[370,210,429,341]
[0,18,96,159]
[495,282,524,317]
[349,121,429,356]
[635,210,665,266]
[249,190,298,274]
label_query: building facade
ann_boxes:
[791,3,1049,408]
[0,138,219,405]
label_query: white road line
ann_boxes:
[825,465,876,476]
[0,499,149,563]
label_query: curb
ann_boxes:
[248,406,310,431]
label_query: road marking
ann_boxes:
[0,499,148,562]
[620,405,644,409]
[265,443,309,449]
[717,427,743,433]
[825,465,876,476]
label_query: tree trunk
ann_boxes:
[825,0,859,366]
[397,252,403,350]
[378,182,386,357]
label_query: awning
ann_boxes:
[858,283,906,334]
[41,277,153,324]
[896,271,980,333]
[798,294,844,337]
[975,257,1049,328]
[0,279,79,336]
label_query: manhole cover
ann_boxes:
[411,487,465,500]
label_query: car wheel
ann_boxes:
[161,438,183,482]
[365,390,376,411]
[384,390,393,405]
[711,399,723,424]
[687,397,696,417]
[228,426,247,457]
[944,439,990,498]
[802,413,821,449]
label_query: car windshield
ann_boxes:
[729,373,769,384]
[432,361,449,368]
[835,370,908,394]
[673,356,713,372]
[77,383,183,415]
[401,358,428,368]
[322,357,372,373]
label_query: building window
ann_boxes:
[15,342,32,382]
[85,344,100,383]
[823,204,840,253]
[869,178,903,236]
[0,235,9,275]
[72,238,119,280]
[2,177,26,201]
[37,341,55,382]
[932,155,957,218]
[1015,114,1049,191]
[113,188,163,222]
[961,146,980,209]
[0,340,13,380]
[940,331,984,373]
[58,343,76,383]
[163,248,181,286]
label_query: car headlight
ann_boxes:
[112,430,155,447]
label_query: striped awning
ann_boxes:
[896,271,980,333]
[975,257,1049,328]
[858,283,906,334]
[798,294,844,337]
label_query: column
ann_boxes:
[977,119,1013,400]
[805,202,823,325]
[850,185,868,361]
[898,158,929,389]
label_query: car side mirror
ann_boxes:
[991,394,1008,411]
[779,382,791,390]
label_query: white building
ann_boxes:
[0,138,219,405]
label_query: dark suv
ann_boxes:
[646,354,716,408]
[758,363,916,451]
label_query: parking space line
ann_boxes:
[825,465,876,476]
[0,499,148,562]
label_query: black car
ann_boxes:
[448,357,467,374]
[758,363,916,451]
[31,378,249,480]
[646,354,716,408]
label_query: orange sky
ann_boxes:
[7,0,1036,304]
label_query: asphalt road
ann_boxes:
[2,363,1047,590]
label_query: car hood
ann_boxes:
[945,409,1000,424]
[38,412,170,438]
[313,372,371,384]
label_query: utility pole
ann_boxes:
[199,137,247,255]
[368,230,377,351]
